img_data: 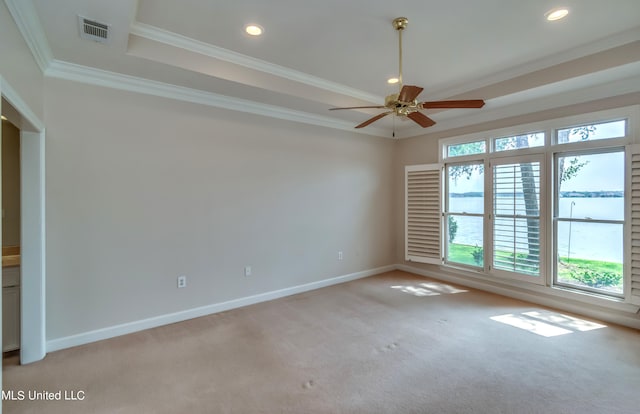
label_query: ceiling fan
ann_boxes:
[330,17,485,129]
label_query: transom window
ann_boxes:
[556,119,626,144]
[446,140,486,158]
[494,132,544,152]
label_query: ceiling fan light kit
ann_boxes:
[330,17,485,130]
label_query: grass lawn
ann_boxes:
[447,243,483,267]
[447,243,623,291]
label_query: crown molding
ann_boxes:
[41,59,640,141]
[45,60,390,138]
[130,22,384,105]
[4,0,53,73]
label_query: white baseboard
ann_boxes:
[397,263,640,330]
[46,265,396,352]
[45,262,639,352]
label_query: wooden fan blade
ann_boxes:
[398,85,424,102]
[355,112,392,129]
[420,100,485,109]
[407,111,436,128]
[329,106,386,110]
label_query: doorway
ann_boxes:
[2,115,21,354]
[0,85,46,365]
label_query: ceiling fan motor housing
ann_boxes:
[385,93,419,115]
[384,93,399,107]
[392,17,408,31]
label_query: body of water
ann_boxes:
[449,197,623,263]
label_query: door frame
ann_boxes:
[1,76,46,364]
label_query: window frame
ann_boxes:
[443,160,486,271]
[552,147,626,298]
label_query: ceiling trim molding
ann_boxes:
[4,0,53,73]
[45,60,390,138]
[42,59,640,141]
[130,22,384,105]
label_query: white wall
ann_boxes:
[43,77,396,341]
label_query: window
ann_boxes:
[417,106,639,304]
[446,140,486,158]
[494,133,544,152]
[557,120,626,144]
[445,162,484,268]
[554,150,624,296]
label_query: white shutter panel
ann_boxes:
[492,160,541,277]
[405,164,442,264]
[629,145,640,305]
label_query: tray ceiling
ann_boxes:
[10,0,640,137]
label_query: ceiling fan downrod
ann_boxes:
[393,17,408,90]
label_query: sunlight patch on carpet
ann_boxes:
[491,311,607,337]
[390,282,468,297]
[522,311,607,331]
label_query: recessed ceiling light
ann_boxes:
[245,24,263,36]
[387,77,399,84]
[545,7,569,21]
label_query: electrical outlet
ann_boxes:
[338,251,343,260]
[244,266,252,277]
[177,275,187,288]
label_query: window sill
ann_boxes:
[550,284,625,304]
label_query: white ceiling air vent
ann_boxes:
[78,15,111,44]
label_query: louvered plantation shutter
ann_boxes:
[629,145,640,305]
[492,158,542,278]
[405,164,442,264]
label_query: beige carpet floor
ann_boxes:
[3,270,640,413]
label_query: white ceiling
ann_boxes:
[14,0,640,137]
